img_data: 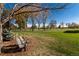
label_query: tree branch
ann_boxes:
[14,3,69,16]
[2,3,69,25]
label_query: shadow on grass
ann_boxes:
[64,30,79,33]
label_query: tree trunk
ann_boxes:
[31,17,35,31]
[24,20,27,30]
[31,19,34,31]
[38,24,40,30]
[43,22,45,31]
[0,24,3,53]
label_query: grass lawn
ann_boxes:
[13,29,79,56]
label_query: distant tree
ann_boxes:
[30,15,36,31]
[49,20,57,29]
[60,22,64,28]
[41,10,48,31]
[14,14,27,30]
[66,22,79,29]
[35,13,42,30]
[58,25,61,29]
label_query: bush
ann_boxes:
[64,30,79,33]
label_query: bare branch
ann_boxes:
[14,3,69,16]
[2,3,69,25]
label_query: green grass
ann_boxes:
[13,29,79,56]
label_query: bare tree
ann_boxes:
[49,20,57,29]
[60,22,64,28]
[41,10,48,30]
[35,12,42,30]
[30,15,35,31]
[66,22,79,29]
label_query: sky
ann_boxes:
[3,3,79,27]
